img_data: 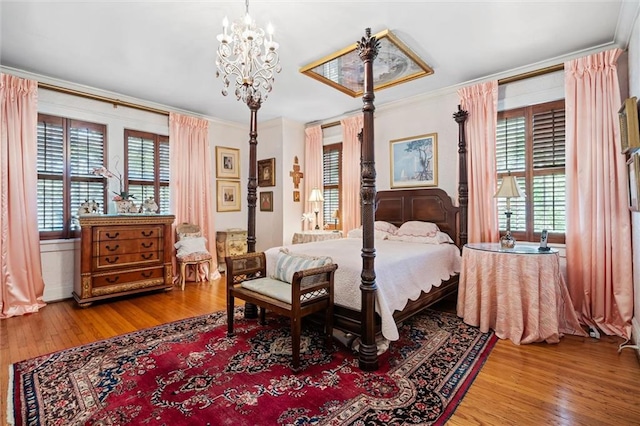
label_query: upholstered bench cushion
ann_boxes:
[241,277,293,303]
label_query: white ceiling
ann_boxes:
[1,1,638,125]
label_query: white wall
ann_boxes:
[627,12,640,347]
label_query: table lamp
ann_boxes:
[308,188,324,230]
[331,209,339,229]
[494,172,524,249]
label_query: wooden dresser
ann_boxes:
[74,215,175,306]
[216,229,247,270]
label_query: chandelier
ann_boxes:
[215,0,281,105]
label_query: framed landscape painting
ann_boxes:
[390,133,438,188]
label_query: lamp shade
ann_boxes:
[308,188,325,203]
[494,175,525,199]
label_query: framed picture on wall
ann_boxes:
[628,153,640,211]
[258,158,276,187]
[216,146,240,179]
[390,133,438,188]
[259,191,273,212]
[619,97,640,154]
[216,180,241,212]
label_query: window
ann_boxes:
[323,143,342,230]
[496,99,566,243]
[125,130,170,214]
[37,114,106,240]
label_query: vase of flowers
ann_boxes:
[92,164,135,214]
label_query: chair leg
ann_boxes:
[259,307,266,325]
[180,262,186,291]
[227,293,235,337]
[291,316,301,373]
[325,301,334,350]
[208,259,214,283]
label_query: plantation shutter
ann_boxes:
[37,116,65,233]
[158,137,170,214]
[532,107,566,233]
[126,130,170,214]
[496,116,526,231]
[37,115,106,238]
[323,144,341,228]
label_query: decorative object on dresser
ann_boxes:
[74,215,175,306]
[175,223,214,291]
[216,228,248,271]
[494,171,525,249]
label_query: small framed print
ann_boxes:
[259,191,273,212]
[619,97,640,154]
[216,180,241,212]
[628,153,640,211]
[258,158,276,187]
[390,133,438,188]
[216,146,240,179]
[293,191,300,202]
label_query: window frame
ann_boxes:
[124,129,170,214]
[497,99,566,244]
[322,142,342,231]
[37,113,107,240]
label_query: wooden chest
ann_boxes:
[74,215,175,306]
[216,229,247,270]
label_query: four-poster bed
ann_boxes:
[242,29,469,370]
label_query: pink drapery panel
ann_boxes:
[564,48,633,339]
[458,81,499,243]
[304,125,323,231]
[0,74,46,318]
[340,115,363,234]
[169,112,220,282]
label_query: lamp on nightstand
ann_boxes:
[495,172,524,249]
[308,188,324,230]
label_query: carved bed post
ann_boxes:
[453,105,469,248]
[244,98,261,319]
[357,28,380,371]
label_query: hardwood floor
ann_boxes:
[2,278,639,425]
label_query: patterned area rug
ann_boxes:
[9,308,496,425]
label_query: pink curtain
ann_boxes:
[0,74,46,318]
[458,81,499,243]
[340,115,363,234]
[169,112,220,282]
[564,49,633,338]
[304,125,323,231]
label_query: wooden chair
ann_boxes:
[225,251,337,373]
[175,223,214,290]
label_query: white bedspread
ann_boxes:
[264,238,461,341]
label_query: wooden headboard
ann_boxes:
[375,188,460,246]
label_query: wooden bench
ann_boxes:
[225,251,337,372]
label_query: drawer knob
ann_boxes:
[142,230,154,237]
[142,242,154,249]
[105,256,119,264]
[105,232,120,239]
[141,253,153,260]
[141,271,153,278]
[106,276,120,284]
[106,244,120,252]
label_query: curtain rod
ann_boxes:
[37,82,170,116]
[498,63,564,85]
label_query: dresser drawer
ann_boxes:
[94,226,164,242]
[95,238,160,256]
[92,266,165,289]
[93,250,162,270]
[227,240,248,256]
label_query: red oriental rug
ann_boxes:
[9,308,496,425]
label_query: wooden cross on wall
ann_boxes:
[289,156,303,189]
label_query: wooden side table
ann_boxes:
[457,243,586,344]
[292,230,342,244]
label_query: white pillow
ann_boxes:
[396,221,440,237]
[374,221,398,234]
[346,227,391,240]
[174,236,208,257]
[388,231,454,245]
